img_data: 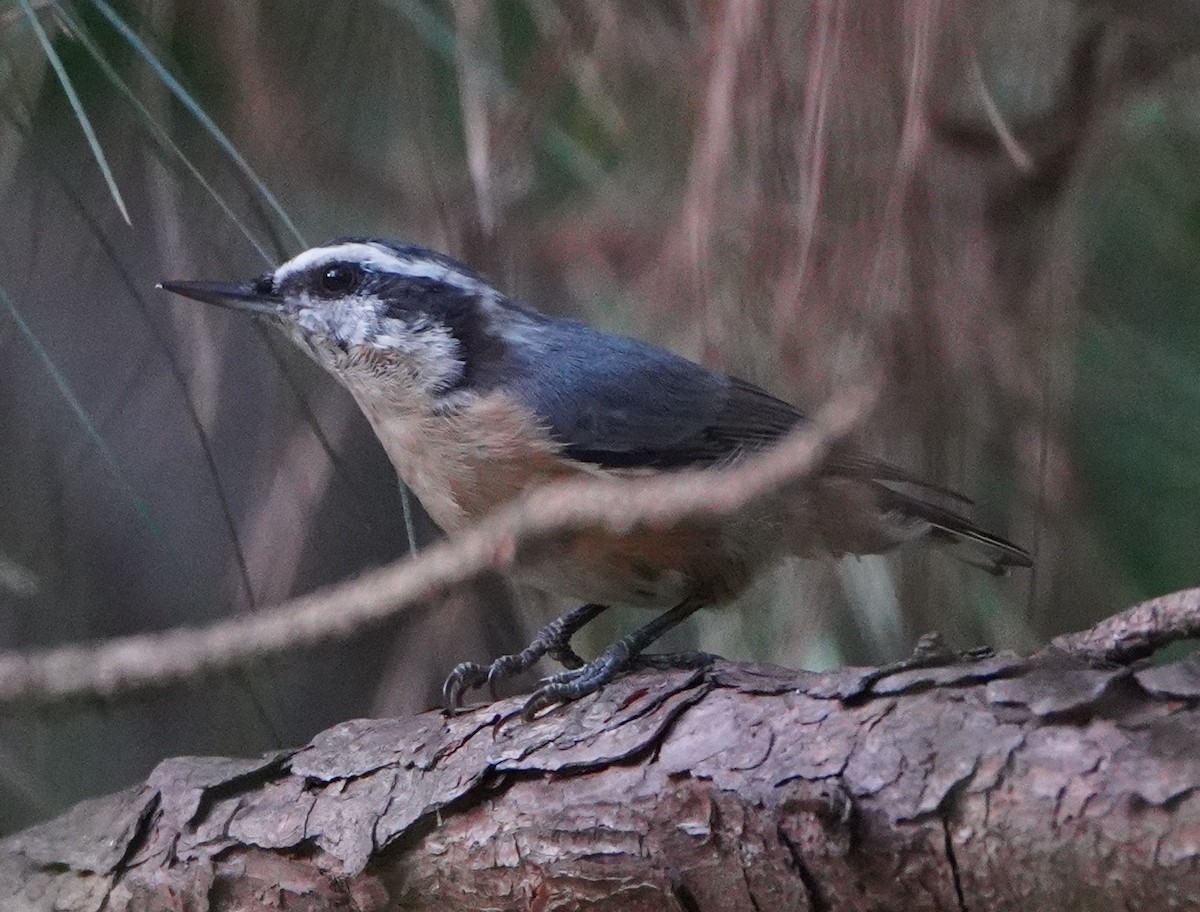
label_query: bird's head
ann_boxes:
[161,239,507,406]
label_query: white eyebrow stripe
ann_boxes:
[274,242,485,293]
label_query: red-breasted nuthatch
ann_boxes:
[161,238,1031,717]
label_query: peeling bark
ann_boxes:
[3,649,1199,911]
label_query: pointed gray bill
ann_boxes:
[158,280,281,317]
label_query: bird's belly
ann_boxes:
[361,396,795,607]
[514,514,789,609]
[512,535,694,608]
[512,559,687,609]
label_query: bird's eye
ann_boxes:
[319,264,363,295]
[253,274,274,296]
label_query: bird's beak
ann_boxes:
[157,280,282,317]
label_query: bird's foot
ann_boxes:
[520,649,716,721]
[520,638,634,720]
[442,603,606,712]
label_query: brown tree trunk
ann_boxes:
[3,606,1199,911]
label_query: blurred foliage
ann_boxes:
[0,0,1196,835]
[1078,100,1200,600]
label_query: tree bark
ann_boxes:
[3,624,1199,911]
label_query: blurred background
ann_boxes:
[0,0,1197,834]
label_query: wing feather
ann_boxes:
[499,311,981,512]
[471,301,1029,569]
[504,316,804,468]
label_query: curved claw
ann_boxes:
[518,671,604,721]
[442,661,490,713]
[485,654,525,700]
[517,600,708,721]
[518,649,719,720]
[520,685,567,721]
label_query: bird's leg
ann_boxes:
[521,597,705,720]
[443,603,607,711]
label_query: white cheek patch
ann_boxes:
[292,295,465,393]
[293,295,376,346]
[368,318,465,392]
[275,242,485,296]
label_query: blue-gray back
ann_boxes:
[496,306,806,469]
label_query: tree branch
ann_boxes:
[1051,587,1200,662]
[3,644,1200,911]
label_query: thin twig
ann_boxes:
[0,388,874,707]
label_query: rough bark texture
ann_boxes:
[3,647,1200,911]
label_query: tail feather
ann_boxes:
[873,483,1033,575]
[829,454,976,506]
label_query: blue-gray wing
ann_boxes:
[504,318,804,469]
[485,311,1031,568]
[496,312,986,502]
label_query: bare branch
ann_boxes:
[0,388,874,707]
[5,652,1200,911]
[1050,587,1200,662]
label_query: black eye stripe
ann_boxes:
[377,276,474,318]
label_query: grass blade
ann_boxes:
[86,0,305,248]
[29,2,422,557]
[0,284,162,539]
[45,0,274,264]
[381,0,606,185]
[17,0,131,224]
[53,156,259,607]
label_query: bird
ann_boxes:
[161,237,1032,718]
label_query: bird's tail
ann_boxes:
[874,484,1033,575]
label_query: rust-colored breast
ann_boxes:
[546,521,748,607]
[363,391,777,609]
[364,391,588,532]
